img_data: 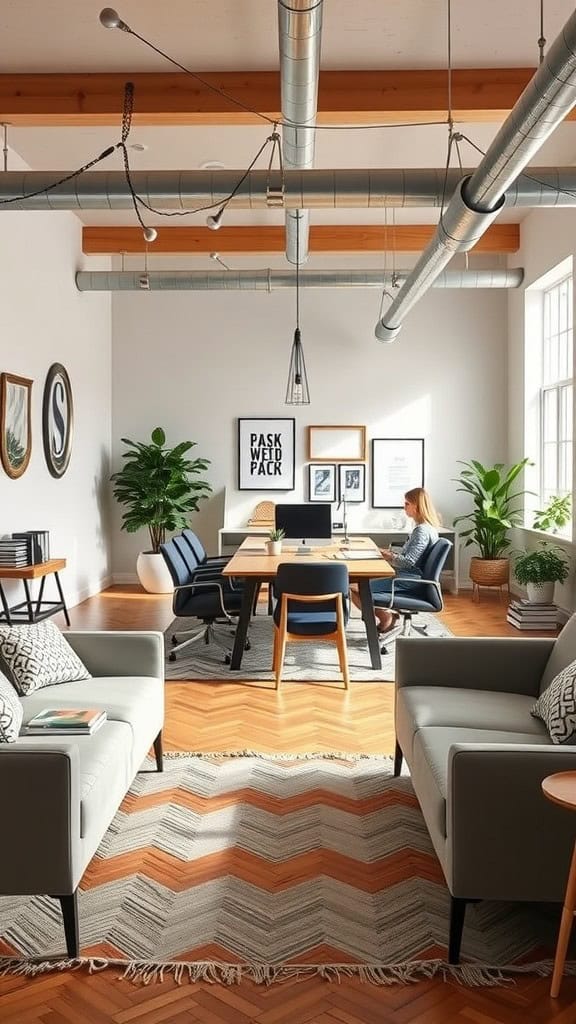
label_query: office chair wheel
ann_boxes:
[224,654,231,665]
[244,640,251,651]
[169,652,176,662]
[171,635,178,645]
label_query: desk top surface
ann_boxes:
[222,537,394,580]
[0,558,66,579]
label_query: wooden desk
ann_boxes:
[222,537,394,671]
[542,771,576,998]
[0,559,70,626]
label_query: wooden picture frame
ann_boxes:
[308,424,366,462]
[0,373,33,479]
[338,463,366,502]
[308,463,337,502]
[42,363,74,478]
[371,438,425,508]
[237,417,295,491]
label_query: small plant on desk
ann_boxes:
[266,528,285,555]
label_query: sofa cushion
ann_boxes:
[0,671,23,743]
[531,658,576,743]
[0,621,91,695]
[539,614,576,694]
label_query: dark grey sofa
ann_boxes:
[0,631,164,959]
[394,615,576,963]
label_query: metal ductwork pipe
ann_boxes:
[278,0,323,264]
[375,7,576,342]
[75,268,524,292]
[1,167,576,211]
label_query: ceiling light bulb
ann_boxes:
[142,226,158,243]
[206,208,224,230]
[99,8,129,31]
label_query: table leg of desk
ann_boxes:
[230,578,259,670]
[551,839,576,997]
[358,580,382,670]
[54,571,71,626]
[0,582,11,625]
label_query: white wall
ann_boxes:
[111,284,508,582]
[0,210,112,610]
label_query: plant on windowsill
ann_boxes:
[453,457,532,595]
[513,542,570,604]
[533,493,572,534]
[266,527,285,556]
[111,426,212,593]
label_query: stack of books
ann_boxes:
[24,708,107,736]
[12,530,50,564]
[0,537,29,566]
[507,600,559,631]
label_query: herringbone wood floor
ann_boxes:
[1,586,575,1023]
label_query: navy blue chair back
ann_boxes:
[273,563,350,631]
[160,539,190,589]
[173,534,201,574]
[182,529,207,564]
[393,538,452,612]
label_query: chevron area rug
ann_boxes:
[0,752,568,986]
[164,612,453,681]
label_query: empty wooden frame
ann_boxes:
[308,425,366,462]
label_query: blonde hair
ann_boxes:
[404,487,441,527]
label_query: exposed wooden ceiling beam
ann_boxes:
[82,224,519,255]
[0,69,560,126]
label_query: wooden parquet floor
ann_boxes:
[1,585,575,1023]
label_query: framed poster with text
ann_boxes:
[238,417,295,490]
[371,438,424,508]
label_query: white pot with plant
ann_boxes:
[266,528,285,556]
[513,542,570,604]
[111,426,212,593]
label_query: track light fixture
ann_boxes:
[99,8,130,31]
[206,208,225,230]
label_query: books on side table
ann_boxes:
[24,708,107,736]
[506,600,558,631]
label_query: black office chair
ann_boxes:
[160,538,247,663]
[182,529,230,571]
[272,563,350,689]
[376,538,453,652]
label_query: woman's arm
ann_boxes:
[386,525,431,571]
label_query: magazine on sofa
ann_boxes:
[24,708,106,735]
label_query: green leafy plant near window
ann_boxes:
[513,542,570,586]
[453,458,531,559]
[110,427,212,554]
[268,527,286,541]
[533,494,572,533]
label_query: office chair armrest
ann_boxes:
[173,578,233,618]
[377,577,443,609]
[188,565,242,590]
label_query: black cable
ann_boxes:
[0,145,118,206]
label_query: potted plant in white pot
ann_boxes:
[111,426,212,593]
[266,527,285,556]
[513,542,570,604]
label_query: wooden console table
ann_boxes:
[0,559,70,626]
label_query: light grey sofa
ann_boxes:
[0,630,164,959]
[394,615,576,963]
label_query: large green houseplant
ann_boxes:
[111,426,212,592]
[453,458,531,593]
[513,542,569,603]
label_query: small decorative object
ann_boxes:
[247,500,276,527]
[371,438,424,508]
[308,463,336,502]
[110,427,212,593]
[339,463,366,503]
[238,418,295,491]
[0,373,33,479]
[308,425,366,462]
[533,494,572,534]
[42,363,73,478]
[513,542,570,604]
[266,527,285,556]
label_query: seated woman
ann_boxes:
[351,486,441,633]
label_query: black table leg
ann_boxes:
[358,579,382,670]
[54,571,71,626]
[230,578,259,670]
[22,580,35,623]
[0,582,11,625]
[36,576,46,618]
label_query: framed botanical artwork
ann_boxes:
[42,363,74,478]
[308,463,337,502]
[0,373,33,479]
[308,424,366,462]
[238,417,295,490]
[338,463,366,502]
[372,438,424,508]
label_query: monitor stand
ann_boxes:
[296,539,312,555]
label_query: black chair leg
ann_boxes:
[153,730,164,772]
[448,896,467,964]
[393,740,403,777]
[59,891,79,958]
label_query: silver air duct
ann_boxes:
[75,268,524,291]
[278,0,323,264]
[1,167,576,210]
[375,7,576,342]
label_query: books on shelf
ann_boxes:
[12,530,50,564]
[507,599,558,631]
[0,538,29,566]
[24,708,106,736]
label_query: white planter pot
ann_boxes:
[136,551,174,594]
[526,581,555,604]
[266,540,282,556]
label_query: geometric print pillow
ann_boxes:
[531,657,576,744]
[0,671,23,741]
[0,620,91,696]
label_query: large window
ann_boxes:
[540,276,573,508]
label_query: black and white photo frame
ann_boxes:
[238,417,295,490]
[42,363,74,478]
[308,463,337,502]
[338,463,366,502]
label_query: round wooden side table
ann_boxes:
[542,771,576,998]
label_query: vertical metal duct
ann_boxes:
[278,0,323,265]
[375,7,576,342]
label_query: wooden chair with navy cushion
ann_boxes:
[272,563,350,690]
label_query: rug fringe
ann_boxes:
[162,750,393,761]
[2,956,575,987]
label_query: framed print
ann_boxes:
[308,463,337,502]
[238,417,295,490]
[42,363,74,478]
[372,438,424,508]
[339,463,366,502]
[0,373,33,479]
[308,425,366,462]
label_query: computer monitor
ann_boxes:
[275,503,332,554]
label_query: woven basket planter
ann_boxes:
[469,557,510,587]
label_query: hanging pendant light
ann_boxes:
[285,213,310,405]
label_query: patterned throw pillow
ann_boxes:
[0,671,23,742]
[0,621,91,696]
[531,658,576,744]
